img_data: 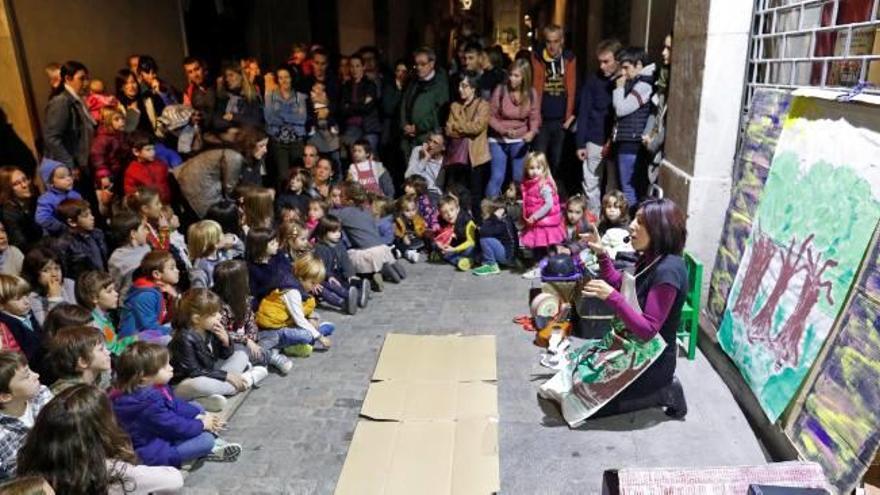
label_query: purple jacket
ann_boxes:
[111,385,204,467]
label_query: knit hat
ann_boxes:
[39,157,67,187]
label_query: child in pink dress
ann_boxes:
[520,152,565,265]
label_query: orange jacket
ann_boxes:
[530,49,577,122]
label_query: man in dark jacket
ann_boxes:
[576,39,622,216]
[43,61,95,172]
[400,47,450,165]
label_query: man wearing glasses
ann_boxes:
[400,47,450,165]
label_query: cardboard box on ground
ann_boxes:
[335,334,500,495]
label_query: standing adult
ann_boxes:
[213,63,264,136]
[575,39,622,216]
[445,75,490,218]
[340,54,381,156]
[137,55,180,106]
[264,67,310,188]
[643,33,673,196]
[381,60,409,189]
[116,69,165,136]
[530,25,576,183]
[581,198,689,418]
[400,47,450,164]
[182,57,216,128]
[44,61,95,172]
[486,58,541,198]
[0,166,41,250]
[306,47,338,105]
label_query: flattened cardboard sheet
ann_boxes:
[335,419,499,495]
[361,380,498,421]
[372,334,497,382]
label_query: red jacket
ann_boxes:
[124,159,172,204]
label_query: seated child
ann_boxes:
[16,384,184,494]
[187,219,244,289]
[34,159,82,236]
[393,196,427,263]
[75,271,135,355]
[330,181,405,291]
[403,175,439,231]
[245,227,298,308]
[556,195,596,256]
[0,351,53,481]
[328,184,343,209]
[305,198,327,233]
[214,260,293,374]
[278,219,313,260]
[22,246,76,326]
[598,189,631,235]
[123,132,172,204]
[346,139,394,197]
[162,205,192,271]
[0,221,23,276]
[313,216,362,315]
[276,169,311,219]
[371,196,395,246]
[169,289,267,411]
[472,198,518,276]
[107,210,151,303]
[240,186,275,234]
[435,195,477,271]
[0,275,40,362]
[56,199,108,280]
[255,253,335,357]
[46,325,112,395]
[111,342,243,467]
[118,250,179,344]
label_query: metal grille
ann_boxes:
[745,0,880,109]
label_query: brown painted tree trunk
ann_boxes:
[734,232,777,322]
[749,235,813,343]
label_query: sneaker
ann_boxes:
[268,349,293,375]
[318,322,336,336]
[391,247,403,259]
[404,250,420,263]
[346,287,359,315]
[456,257,472,271]
[392,261,407,280]
[207,440,242,462]
[522,266,542,279]
[472,263,501,276]
[284,343,314,358]
[358,278,370,307]
[381,262,401,283]
[194,394,227,413]
[242,366,269,388]
[370,272,384,292]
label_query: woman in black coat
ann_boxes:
[0,166,41,250]
[116,68,165,136]
[43,60,94,170]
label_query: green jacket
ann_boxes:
[400,70,450,145]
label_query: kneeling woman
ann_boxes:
[581,198,688,418]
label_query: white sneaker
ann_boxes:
[195,394,227,413]
[405,250,420,264]
[207,438,242,462]
[540,352,570,371]
[522,267,542,280]
[242,366,269,388]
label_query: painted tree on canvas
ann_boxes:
[748,235,812,343]
[733,226,777,327]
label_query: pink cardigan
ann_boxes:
[488,86,542,141]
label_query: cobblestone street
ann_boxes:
[182,262,768,495]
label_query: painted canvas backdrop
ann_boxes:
[706,89,794,331]
[718,97,880,422]
[787,229,880,494]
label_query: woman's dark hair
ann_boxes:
[42,303,93,339]
[245,227,276,263]
[204,199,243,239]
[17,384,138,494]
[0,166,33,206]
[616,47,648,66]
[234,126,269,163]
[212,260,250,328]
[22,245,64,296]
[314,215,342,242]
[52,61,88,96]
[458,74,480,94]
[136,55,158,74]
[114,68,139,102]
[638,198,687,256]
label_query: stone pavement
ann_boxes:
[182,262,768,495]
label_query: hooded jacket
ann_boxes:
[118,277,169,338]
[530,47,577,122]
[35,158,83,236]
[111,385,204,467]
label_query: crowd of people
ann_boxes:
[0,23,680,494]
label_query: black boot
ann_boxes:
[660,377,687,419]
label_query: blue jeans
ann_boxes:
[487,141,527,197]
[443,246,474,266]
[271,323,336,346]
[480,237,509,265]
[617,152,638,206]
[173,431,215,463]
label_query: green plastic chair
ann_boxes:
[678,252,702,360]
